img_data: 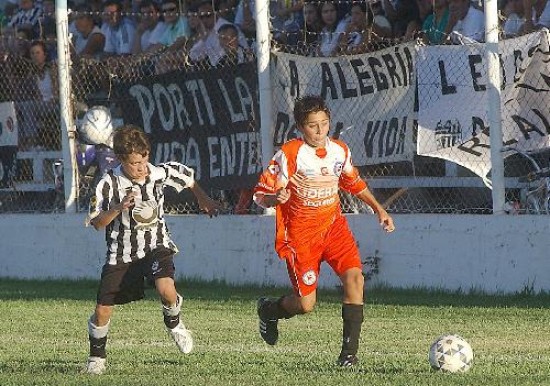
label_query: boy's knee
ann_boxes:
[343,269,364,288]
[297,297,316,314]
[299,303,315,314]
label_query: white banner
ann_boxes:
[417,31,550,180]
[272,42,417,166]
[0,101,18,146]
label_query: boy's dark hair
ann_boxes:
[351,1,367,14]
[103,0,122,12]
[17,27,34,41]
[162,0,179,10]
[113,125,151,161]
[218,23,238,35]
[74,4,93,19]
[140,0,159,11]
[293,95,330,128]
[29,39,47,52]
[351,1,374,25]
[197,0,218,11]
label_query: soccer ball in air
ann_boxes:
[78,106,114,147]
[428,334,473,373]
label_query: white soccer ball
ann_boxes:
[429,334,473,373]
[78,106,114,147]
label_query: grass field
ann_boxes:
[1,279,550,386]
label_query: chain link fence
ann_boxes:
[0,2,548,214]
[0,38,63,213]
[414,29,550,215]
[71,41,262,214]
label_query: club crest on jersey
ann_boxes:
[302,270,317,286]
[333,162,343,176]
[268,163,280,175]
[132,200,159,229]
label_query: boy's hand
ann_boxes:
[118,190,136,211]
[377,209,395,233]
[197,195,223,217]
[273,170,306,205]
[275,188,291,204]
[188,182,223,217]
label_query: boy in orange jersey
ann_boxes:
[253,95,395,367]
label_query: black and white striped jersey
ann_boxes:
[8,7,43,29]
[89,162,195,265]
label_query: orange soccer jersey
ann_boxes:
[253,138,367,260]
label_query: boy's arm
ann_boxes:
[161,162,222,216]
[90,205,122,230]
[355,187,395,233]
[255,188,290,208]
[90,191,136,230]
[253,149,293,208]
[189,182,223,217]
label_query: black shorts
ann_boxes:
[96,247,176,306]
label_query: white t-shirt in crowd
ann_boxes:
[102,18,136,55]
[189,18,248,64]
[503,13,524,37]
[319,18,348,57]
[374,14,392,30]
[451,5,485,43]
[74,25,105,56]
[141,21,167,50]
[37,73,54,102]
[189,17,232,64]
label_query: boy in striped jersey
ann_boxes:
[85,125,221,375]
[253,95,395,367]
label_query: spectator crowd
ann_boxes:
[1,0,549,66]
[0,0,548,97]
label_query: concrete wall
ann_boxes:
[1,214,548,294]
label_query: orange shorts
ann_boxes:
[283,216,362,297]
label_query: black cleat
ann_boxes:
[257,297,279,345]
[337,353,359,367]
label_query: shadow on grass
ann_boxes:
[1,278,550,309]
[0,358,82,375]
[277,357,429,376]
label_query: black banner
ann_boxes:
[116,63,261,190]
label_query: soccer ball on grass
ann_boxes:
[428,334,473,373]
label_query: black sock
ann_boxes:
[89,335,107,358]
[341,304,364,356]
[163,295,181,329]
[262,296,294,320]
[164,313,180,329]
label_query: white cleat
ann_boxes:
[167,322,194,354]
[85,356,106,375]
